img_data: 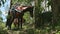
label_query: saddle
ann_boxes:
[15,6,28,12]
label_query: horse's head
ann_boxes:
[27,6,34,18]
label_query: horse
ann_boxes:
[6,6,34,29]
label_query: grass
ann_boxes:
[0,12,60,34]
[0,22,60,34]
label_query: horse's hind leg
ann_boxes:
[8,25,11,30]
[6,18,12,30]
[5,19,9,27]
[8,18,14,30]
[14,23,16,29]
[13,18,18,29]
[17,18,20,29]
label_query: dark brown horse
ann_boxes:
[6,6,34,29]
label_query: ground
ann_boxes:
[0,12,60,34]
[0,22,60,34]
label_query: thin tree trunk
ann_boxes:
[35,0,42,28]
[10,0,12,9]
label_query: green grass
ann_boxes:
[0,12,60,34]
[0,22,60,34]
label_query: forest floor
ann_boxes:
[0,22,35,34]
[0,22,60,34]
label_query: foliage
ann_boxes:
[35,0,44,28]
[0,0,60,34]
[0,0,6,6]
[0,11,3,22]
[47,0,51,7]
[42,11,52,23]
[0,11,2,15]
[11,0,34,7]
[0,23,8,34]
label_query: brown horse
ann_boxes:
[6,6,34,29]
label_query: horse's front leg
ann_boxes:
[20,17,23,29]
[18,17,22,29]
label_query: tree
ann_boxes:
[0,11,3,22]
[0,0,6,6]
[51,0,60,30]
[35,0,43,28]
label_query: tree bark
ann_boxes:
[10,0,12,9]
[35,0,42,28]
[51,0,60,30]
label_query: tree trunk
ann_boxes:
[51,0,60,30]
[35,0,42,28]
[10,0,12,9]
